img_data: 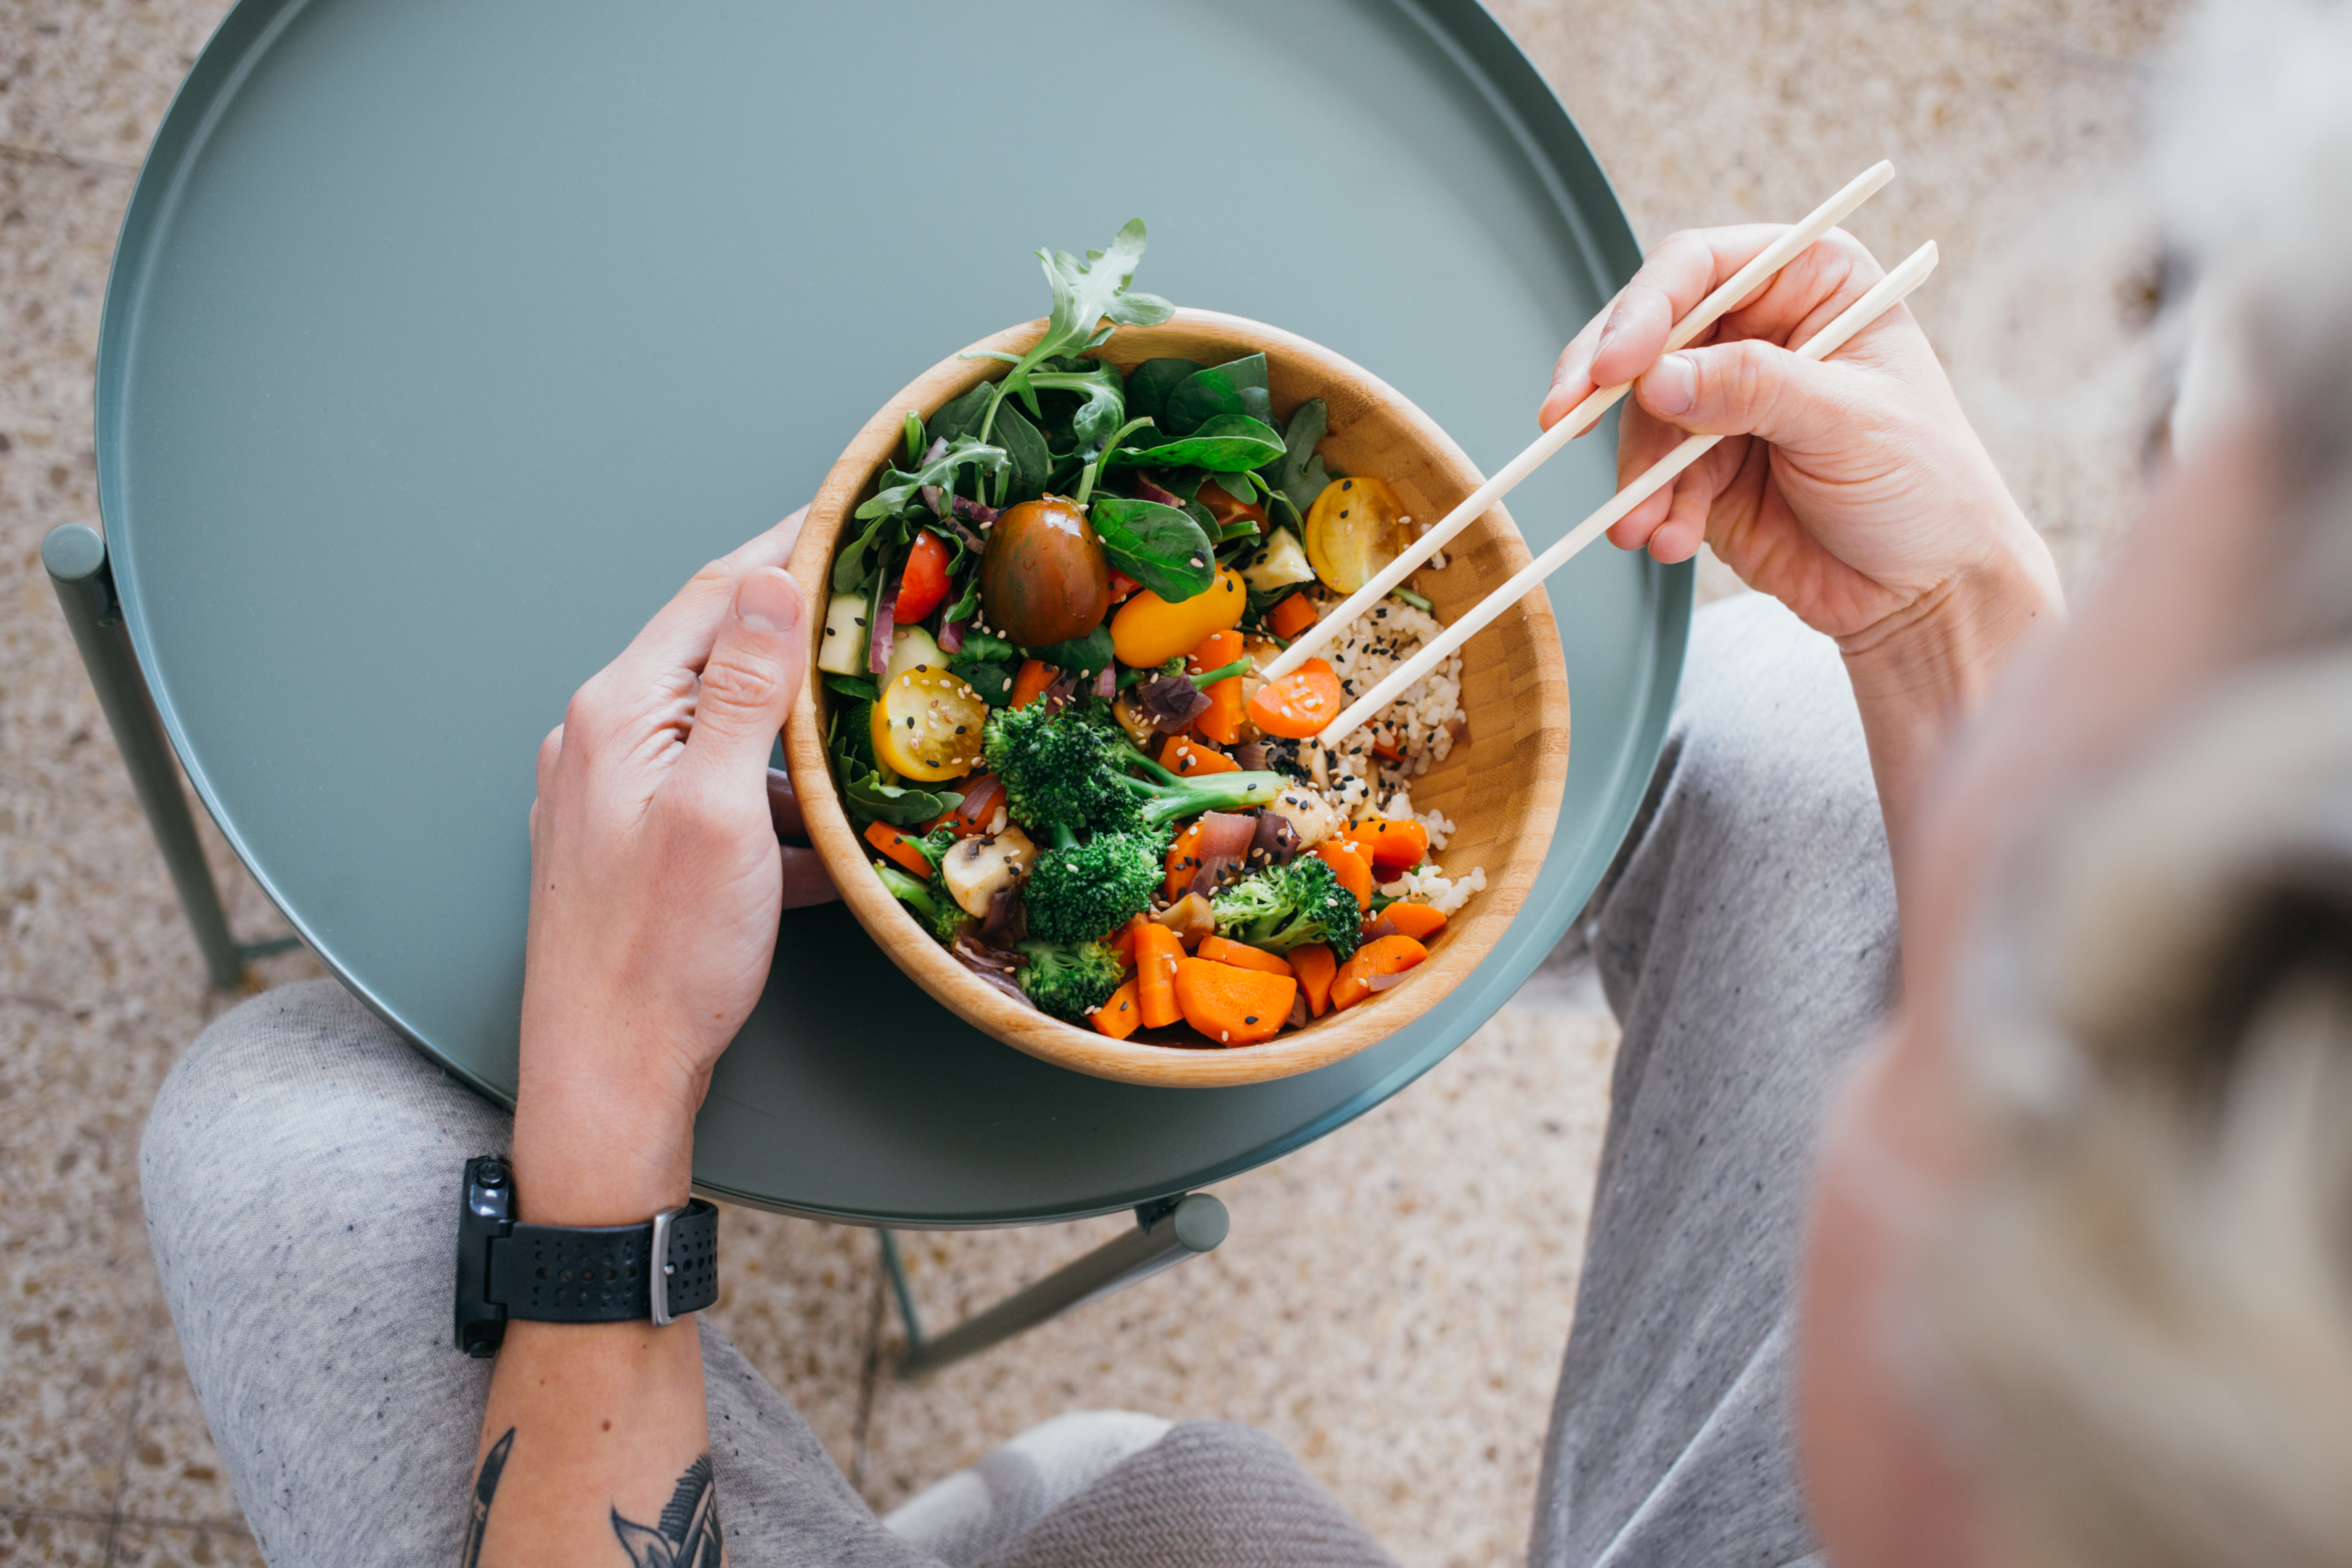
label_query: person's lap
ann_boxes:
[140,592,1891,1568]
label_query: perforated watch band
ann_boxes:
[485,1199,719,1326]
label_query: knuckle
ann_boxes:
[698,649,785,715]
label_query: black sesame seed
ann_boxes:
[1244,1016,1259,1025]
[825,626,837,637]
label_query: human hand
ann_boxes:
[511,507,828,1225]
[1540,226,2060,652]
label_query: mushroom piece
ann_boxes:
[941,825,1037,918]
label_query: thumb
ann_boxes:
[1633,339,1861,451]
[679,566,807,788]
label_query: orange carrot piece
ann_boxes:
[1135,923,1185,1029]
[1316,841,1373,911]
[1010,658,1059,709]
[1330,934,1429,1011]
[1197,935,1294,976]
[1188,630,1246,746]
[1379,902,1447,941]
[1246,658,1345,739]
[1091,979,1143,1040]
[1173,957,1297,1046]
[1268,592,1318,640]
[865,820,932,877]
[1110,914,1150,969]
[1159,734,1241,777]
[1291,943,1337,1017]
[1164,820,1209,901]
[1359,817,1430,880]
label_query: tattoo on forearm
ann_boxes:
[460,1428,724,1567]
[612,1452,724,1567]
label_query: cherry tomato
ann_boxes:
[894,529,952,624]
[1304,475,1408,592]
[980,496,1111,648]
[871,665,989,783]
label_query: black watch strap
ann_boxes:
[486,1199,719,1326]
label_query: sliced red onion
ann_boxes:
[1138,674,1212,735]
[867,568,900,677]
[1365,970,1410,993]
[1233,741,1268,772]
[955,928,1023,971]
[980,883,1026,949]
[950,495,999,528]
[1135,476,1184,508]
[922,436,947,464]
[1183,811,1259,897]
[1249,809,1298,867]
[938,615,968,654]
[1093,663,1117,701]
[1040,672,1079,713]
[1446,716,1471,746]
[1286,993,1309,1029]
[920,483,947,518]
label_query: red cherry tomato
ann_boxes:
[894,529,952,624]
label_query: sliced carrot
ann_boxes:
[1291,943,1337,1018]
[1174,957,1297,1046]
[1090,979,1143,1040]
[1330,934,1429,1011]
[1010,658,1060,709]
[1188,629,1246,746]
[1164,820,1207,901]
[1159,734,1241,777]
[1380,902,1447,941]
[1268,592,1318,640]
[865,820,933,877]
[1357,817,1430,880]
[1110,914,1150,969]
[1197,935,1294,976]
[1135,923,1186,1029]
[1246,658,1345,739]
[1315,841,1373,911]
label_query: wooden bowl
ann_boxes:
[784,309,1569,1087]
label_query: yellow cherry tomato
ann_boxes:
[1109,568,1246,668]
[1303,475,1408,592]
[871,664,988,782]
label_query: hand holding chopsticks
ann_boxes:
[1310,238,1940,749]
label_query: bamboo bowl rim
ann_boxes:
[783,308,1568,1087]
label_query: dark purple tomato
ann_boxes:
[980,496,1112,648]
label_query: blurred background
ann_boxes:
[0,1,2178,1564]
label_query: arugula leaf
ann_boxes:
[1028,362,1127,449]
[854,435,1010,522]
[1107,413,1286,473]
[823,672,878,701]
[832,513,898,595]
[971,220,1174,444]
[991,401,1053,503]
[845,770,963,827]
[1025,623,1116,679]
[1125,359,1206,427]
[1164,353,1273,436]
[1088,495,1217,602]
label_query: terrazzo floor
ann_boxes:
[2,1,2178,1563]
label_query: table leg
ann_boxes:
[42,524,299,990]
[883,1193,1230,1377]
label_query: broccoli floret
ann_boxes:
[875,862,969,945]
[1024,824,1169,944]
[984,701,1289,836]
[1211,857,1363,960]
[1015,937,1126,1023]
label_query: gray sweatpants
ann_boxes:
[140,593,1892,1567]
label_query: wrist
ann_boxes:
[1837,536,2063,721]
[510,1063,700,1227]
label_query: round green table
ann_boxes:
[97,0,1686,1225]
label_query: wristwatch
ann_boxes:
[453,1155,719,1357]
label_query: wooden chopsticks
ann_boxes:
[1309,236,1940,749]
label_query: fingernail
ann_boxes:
[735,568,800,634]
[1646,354,1696,416]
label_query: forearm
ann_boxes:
[1838,548,2063,920]
[464,1069,722,1566]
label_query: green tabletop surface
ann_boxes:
[99,0,1688,1225]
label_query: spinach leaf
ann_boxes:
[829,698,878,775]
[845,770,963,827]
[832,513,898,595]
[1164,353,1272,436]
[928,382,994,447]
[1026,623,1116,679]
[1210,470,1261,505]
[1267,398,1328,491]
[1088,495,1217,602]
[950,656,1019,708]
[1027,362,1127,449]
[823,672,878,701]
[991,401,1054,502]
[1125,358,1206,426]
[958,630,1018,662]
[1106,413,1286,473]
[854,434,1009,522]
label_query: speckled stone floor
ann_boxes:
[1,2,2177,1564]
